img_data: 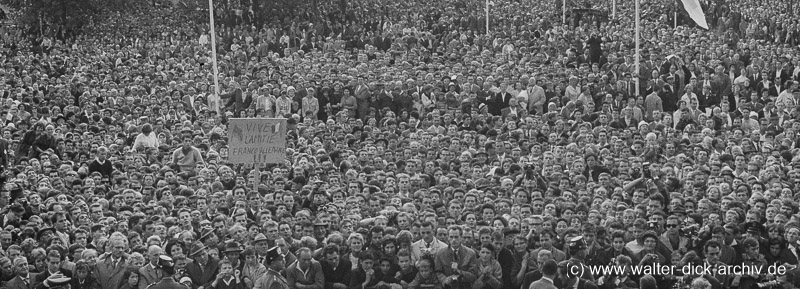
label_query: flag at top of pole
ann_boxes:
[678,0,709,29]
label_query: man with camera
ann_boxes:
[659,216,690,257]
[635,231,667,266]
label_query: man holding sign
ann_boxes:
[227,118,288,191]
[227,118,287,164]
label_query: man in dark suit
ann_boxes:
[0,130,8,173]
[703,240,730,288]
[7,257,37,289]
[710,226,738,266]
[596,256,637,289]
[33,251,73,289]
[320,244,351,289]
[185,241,220,288]
[378,32,392,51]
[434,226,479,289]
[699,70,721,106]
[528,259,558,289]
[488,83,512,116]
[221,81,251,118]
[500,98,524,120]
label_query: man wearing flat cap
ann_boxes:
[253,247,288,289]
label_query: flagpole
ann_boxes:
[634,0,640,97]
[562,0,566,25]
[209,0,220,99]
[612,0,616,18]
[485,0,489,34]
[674,0,678,28]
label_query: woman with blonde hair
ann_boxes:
[343,233,365,270]
[690,277,712,289]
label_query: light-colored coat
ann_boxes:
[528,277,557,289]
[96,253,130,289]
[410,238,448,263]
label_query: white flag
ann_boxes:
[680,0,709,29]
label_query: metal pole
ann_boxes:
[634,0,640,97]
[674,0,677,28]
[485,0,489,34]
[562,0,566,25]
[612,0,615,18]
[253,165,260,192]
[209,0,220,100]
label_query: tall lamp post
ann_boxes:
[208,0,220,99]
[634,0,640,97]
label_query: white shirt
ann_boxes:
[133,132,159,151]
[207,93,221,114]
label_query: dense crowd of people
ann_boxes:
[0,0,800,288]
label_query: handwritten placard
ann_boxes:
[228,118,287,164]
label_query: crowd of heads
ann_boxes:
[1,0,800,287]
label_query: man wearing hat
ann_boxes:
[147,256,183,289]
[223,242,245,272]
[565,236,594,283]
[198,226,218,246]
[252,233,272,265]
[253,247,288,289]
[186,241,220,288]
[743,222,766,241]
[36,227,56,245]
[312,220,329,242]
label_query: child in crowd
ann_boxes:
[408,258,440,289]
